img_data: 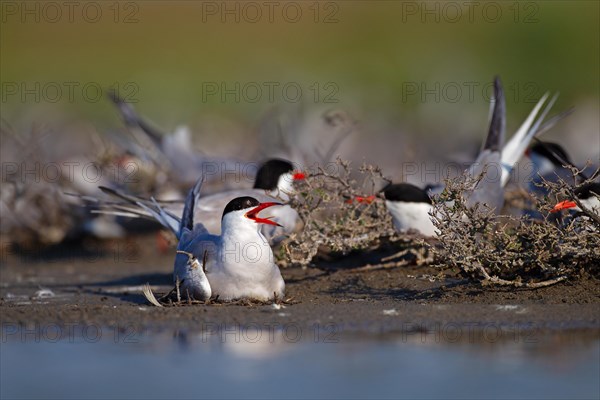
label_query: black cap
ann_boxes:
[382,183,432,204]
[253,159,294,190]
[530,142,573,167]
[222,196,260,219]
[575,182,600,200]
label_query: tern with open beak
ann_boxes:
[137,177,286,302]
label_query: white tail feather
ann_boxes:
[142,284,164,307]
[500,92,556,186]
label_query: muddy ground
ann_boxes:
[1,235,599,337]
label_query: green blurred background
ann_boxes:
[2,1,598,154]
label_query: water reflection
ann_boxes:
[1,325,598,399]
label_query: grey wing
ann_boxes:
[177,230,220,279]
[135,198,183,238]
[174,229,218,296]
[180,176,205,236]
[466,150,504,212]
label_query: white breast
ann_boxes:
[385,200,437,237]
[581,196,600,216]
[205,212,285,301]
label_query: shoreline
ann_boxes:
[1,235,599,336]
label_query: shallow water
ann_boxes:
[1,324,598,400]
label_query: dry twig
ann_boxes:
[429,168,599,288]
[283,158,427,267]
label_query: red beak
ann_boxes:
[293,171,306,181]
[357,195,376,204]
[245,202,283,226]
[551,200,577,213]
[345,195,377,204]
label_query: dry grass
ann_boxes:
[429,166,600,287]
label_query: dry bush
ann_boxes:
[430,167,600,287]
[282,158,403,267]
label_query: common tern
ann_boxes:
[551,182,600,216]
[383,77,559,236]
[139,177,286,301]
[382,183,437,236]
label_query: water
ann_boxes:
[1,325,598,399]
